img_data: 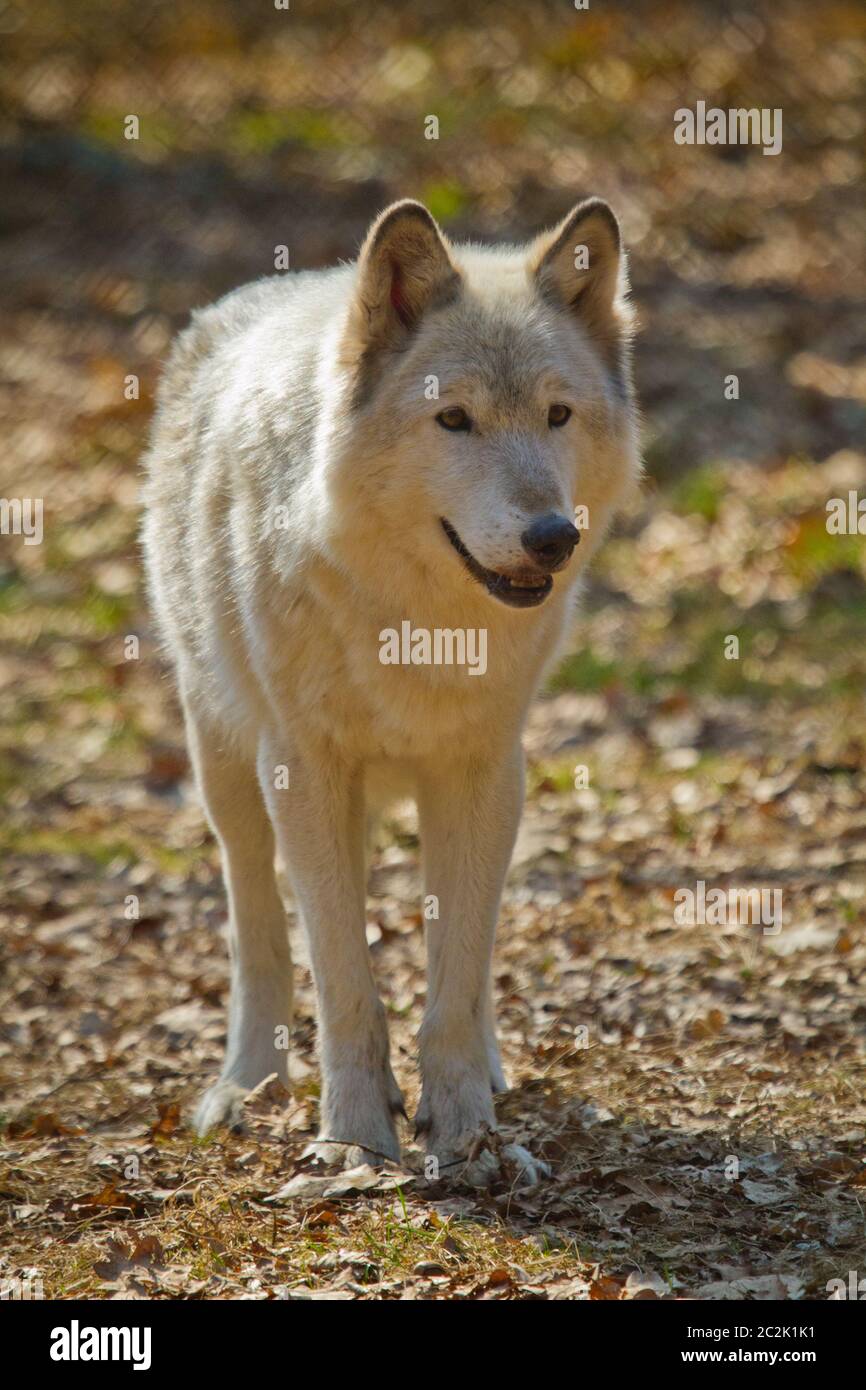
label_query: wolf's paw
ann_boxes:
[194,1079,249,1136]
[415,1061,495,1162]
[422,1122,549,1187]
[462,1138,551,1189]
[416,1062,550,1187]
[311,1067,405,1169]
[301,1137,399,1170]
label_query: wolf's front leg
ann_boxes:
[416,747,548,1185]
[258,732,403,1167]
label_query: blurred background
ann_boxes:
[1,0,866,1299]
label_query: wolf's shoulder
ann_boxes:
[160,264,356,399]
[201,263,355,340]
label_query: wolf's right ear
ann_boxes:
[346,201,460,363]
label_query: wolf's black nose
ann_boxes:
[520,513,579,572]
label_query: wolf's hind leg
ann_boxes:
[184,705,294,1135]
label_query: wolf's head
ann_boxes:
[330,198,639,613]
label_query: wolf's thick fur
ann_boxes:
[141,198,639,1181]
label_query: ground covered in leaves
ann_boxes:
[2,0,865,1299]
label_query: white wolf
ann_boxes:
[141,197,639,1182]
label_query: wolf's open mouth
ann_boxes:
[440,519,554,609]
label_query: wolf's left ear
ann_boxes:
[531,198,632,372]
[349,200,460,360]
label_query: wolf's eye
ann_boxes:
[436,407,472,432]
[548,403,572,428]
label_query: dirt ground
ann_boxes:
[1,0,865,1299]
